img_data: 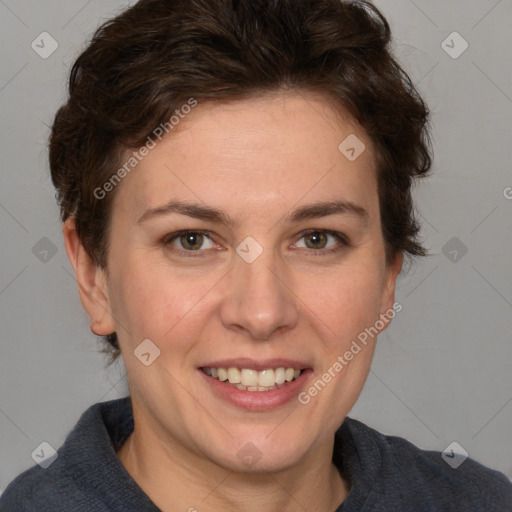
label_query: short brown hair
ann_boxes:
[50,0,432,359]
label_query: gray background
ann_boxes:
[1,0,511,492]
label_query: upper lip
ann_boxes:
[200,358,311,371]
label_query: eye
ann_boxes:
[164,230,216,252]
[294,230,348,252]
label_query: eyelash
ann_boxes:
[162,229,350,257]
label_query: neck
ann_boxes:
[117,422,349,512]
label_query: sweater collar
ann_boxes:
[62,396,382,510]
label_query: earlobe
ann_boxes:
[62,218,116,336]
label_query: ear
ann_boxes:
[378,251,403,327]
[63,218,115,336]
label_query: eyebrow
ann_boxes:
[137,200,234,226]
[137,199,369,226]
[287,199,368,224]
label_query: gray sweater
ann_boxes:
[1,397,511,511]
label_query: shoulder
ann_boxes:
[338,418,512,511]
[0,398,136,512]
[0,464,91,512]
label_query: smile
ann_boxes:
[201,366,302,391]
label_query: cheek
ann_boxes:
[108,258,215,348]
[299,265,385,344]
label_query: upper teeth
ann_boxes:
[203,367,301,388]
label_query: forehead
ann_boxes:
[113,91,378,222]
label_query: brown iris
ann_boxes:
[304,231,328,249]
[180,233,204,250]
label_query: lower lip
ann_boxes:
[199,369,312,411]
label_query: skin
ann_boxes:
[64,91,402,512]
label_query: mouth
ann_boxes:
[201,366,303,391]
[198,360,311,411]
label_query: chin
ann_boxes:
[198,429,315,475]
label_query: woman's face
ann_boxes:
[97,92,401,472]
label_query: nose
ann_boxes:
[219,249,299,341]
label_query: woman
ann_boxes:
[1,0,511,510]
